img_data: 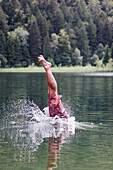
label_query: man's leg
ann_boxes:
[38,55,57,96]
[46,69,57,96]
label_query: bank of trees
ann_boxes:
[0,0,113,67]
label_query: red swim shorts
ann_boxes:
[48,95,68,119]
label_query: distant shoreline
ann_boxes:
[0,66,113,73]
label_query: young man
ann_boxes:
[38,55,68,119]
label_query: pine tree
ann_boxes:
[0,6,8,34]
[76,21,90,65]
[73,10,80,26]
[0,30,6,56]
[87,0,101,20]
[58,29,71,66]
[95,10,107,45]
[13,37,21,66]
[29,20,41,65]
[72,48,83,66]
[6,36,15,67]
[38,14,48,41]
[6,32,21,67]
[21,46,30,67]
[42,32,52,60]
[50,33,59,53]
[111,43,113,59]
[24,3,32,21]
[90,54,99,66]
[76,0,88,22]
[1,0,113,67]
[65,24,76,50]
[101,0,113,14]
[103,19,112,46]
[95,43,105,60]
[103,45,110,65]
[88,18,97,54]
[81,27,90,66]
[47,0,65,34]
[1,0,16,30]
[60,0,73,23]
[50,33,59,64]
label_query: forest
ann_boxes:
[0,0,113,68]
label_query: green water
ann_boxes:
[0,73,113,170]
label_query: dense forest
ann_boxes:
[0,0,113,67]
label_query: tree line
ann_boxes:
[0,0,113,68]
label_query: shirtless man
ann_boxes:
[38,55,68,119]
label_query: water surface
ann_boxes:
[0,73,113,170]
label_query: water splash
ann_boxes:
[0,99,96,152]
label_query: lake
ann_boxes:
[0,72,113,170]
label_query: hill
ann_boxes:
[0,0,113,68]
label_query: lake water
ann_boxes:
[0,73,113,170]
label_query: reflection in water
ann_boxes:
[0,99,95,167]
[47,137,60,170]
[47,126,68,170]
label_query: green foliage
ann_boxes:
[87,0,101,19]
[65,26,76,49]
[72,48,83,66]
[95,43,105,60]
[0,29,6,56]
[106,58,113,69]
[29,20,41,65]
[0,0,113,67]
[21,46,30,67]
[57,29,71,66]
[50,33,59,53]
[43,33,52,59]
[77,0,89,22]
[6,27,29,67]
[111,43,113,59]
[6,32,21,67]
[0,6,8,34]
[87,18,97,53]
[103,19,112,46]
[47,57,55,67]
[90,54,99,66]
[101,0,113,14]
[0,54,7,67]
[103,45,110,66]
[76,22,90,65]
[14,27,29,46]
